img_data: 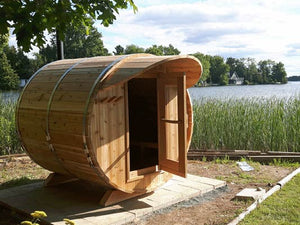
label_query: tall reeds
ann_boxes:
[191,97,300,152]
[0,96,21,155]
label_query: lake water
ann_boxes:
[1,82,300,103]
[0,90,20,103]
[189,82,300,101]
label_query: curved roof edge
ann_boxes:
[100,53,202,89]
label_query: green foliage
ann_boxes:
[219,73,229,85]
[272,62,288,84]
[191,97,300,152]
[192,52,211,84]
[258,60,275,83]
[113,44,125,55]
[36,24,110,65]
[209,55,229,85]
[145,44,180,56]
[114,44,181,56]
[64,25,110,58]
[124,44,145,54]
[225,57,288,85]
[161,44,180,55]
[4,46,35,79]
[0,0,137,52]
[0,34,20,90]
[0,96,21,154]
[145,45,164,55]
[226,57,247,78]
[269,158,299,168]
[240,174,300,225]
[288,76,300,81]
[0,52,20,90]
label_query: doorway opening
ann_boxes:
[128,78,158,171]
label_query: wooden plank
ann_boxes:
[99,189,146,206]
[157,76,166,171]
[44,173,79,187]
[186,91,193,149]
[125,82,131,182]
[92,84,127,190]
[50,132,84,147]
[177,74,187,177]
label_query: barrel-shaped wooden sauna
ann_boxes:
[16,54,202,204]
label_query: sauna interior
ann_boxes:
[128,78,158,171]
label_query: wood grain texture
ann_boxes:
[16,54,201,195]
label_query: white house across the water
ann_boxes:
[229,72,244,85]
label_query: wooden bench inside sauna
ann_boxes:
[16,54,202,206]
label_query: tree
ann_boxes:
[113,45,125,55]
[124,44,145,54]
[161,44,180,55]
[258,60,275,83]
[209,56,229,85]
[36,24,109,65]
[219,73,229,86]
[246,60,261,84]
[0,53,19,90]
[192,53,211,85]
[0,0,137,52]
[226,57,246,78]
[4,46,35,79]
[272,62,287,84]
[0,34,19,90]
[145,45,164,56]
[63,24,110,58]
[226,57,238,76]
[145,44,180,56]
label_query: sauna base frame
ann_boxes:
[44,173,79,187]
[44,173,148,207]
[100,189,148,207]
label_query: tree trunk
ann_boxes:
[56,30,64,60]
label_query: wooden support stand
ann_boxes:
[99,189,148,207]
[44,173,79,187]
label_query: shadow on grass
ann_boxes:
[0,177,44,190]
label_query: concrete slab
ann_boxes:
[235,188,266,201]
[0,174,226,225]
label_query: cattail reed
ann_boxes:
[191,97,300,152]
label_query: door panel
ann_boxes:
[158,74,187,177]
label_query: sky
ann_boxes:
[8,0,300,76]
[97,0,300,76]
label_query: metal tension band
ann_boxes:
[15,61,57,161]
[45,58,88,176]
[82,55,128,171]
[45,58,88,142]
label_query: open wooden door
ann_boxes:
[157,73,187,177]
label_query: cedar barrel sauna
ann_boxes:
[16,54,202,205]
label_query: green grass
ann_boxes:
[192,97,300,152]
[240,173,300,225]
[205,157,281,185]
[269,158,300,168]
[0,96,22,155]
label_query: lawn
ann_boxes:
[240,173,300,225]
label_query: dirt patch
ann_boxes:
[131,160,294,225]
[0,156,50,190]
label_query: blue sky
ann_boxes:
[97,0,300,76]
[8,0,300,76]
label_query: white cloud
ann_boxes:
[7,0,300,75]
[99,0,300,76]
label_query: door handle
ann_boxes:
[161,118,182,124]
